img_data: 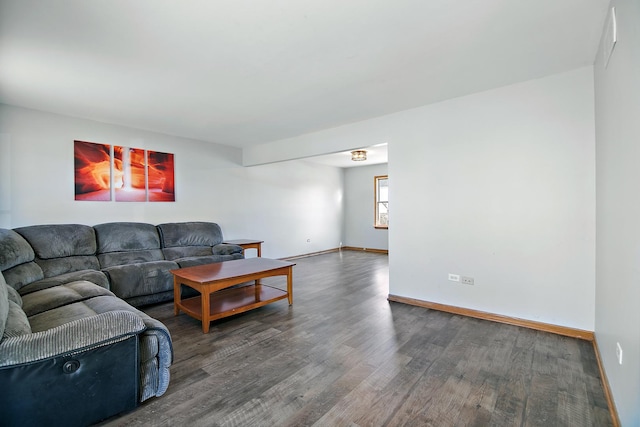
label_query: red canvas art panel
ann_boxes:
[147,150,175,202]
[74,140,111,201]
[114,146,147,202]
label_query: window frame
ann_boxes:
[374,175,388,229]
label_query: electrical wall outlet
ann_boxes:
[461,276,474,285]
[616,342,623,365]
[448,274,460,282]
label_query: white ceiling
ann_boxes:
[0,1,609,155]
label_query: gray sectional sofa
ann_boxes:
[0,221,243,426]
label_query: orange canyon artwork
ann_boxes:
[74,140,175,202]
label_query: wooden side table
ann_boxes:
[223,239,263,257]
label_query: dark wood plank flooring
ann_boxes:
[99,251,612,426]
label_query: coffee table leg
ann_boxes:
[173,278,181,316]
[287,266,293,305]
[202,291,211,333]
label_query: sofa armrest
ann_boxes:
[139,326,173,400]
[212,243,244,256]
[0,310,145,367]
[134,312,173,400]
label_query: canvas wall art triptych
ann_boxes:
[74,140,175,202]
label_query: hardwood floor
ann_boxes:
[100,251,612,426]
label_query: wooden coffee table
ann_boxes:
[170,258,295,333]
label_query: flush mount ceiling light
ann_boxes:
[351,150,367,161]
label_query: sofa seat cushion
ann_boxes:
[162,245,212,261]
[175,254,242,268]
[28,300,99,333]
[163,244,243,262]
[98,249,165,269]
[21,280,114,317]
[102,260,178,300]
[27,294,153,333]
[18,269,110,296]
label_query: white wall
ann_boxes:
[0,104,344,259]
[343,163,388,250]
[391,68,596,331]
[594,1,640,425]
[247,67,596,331]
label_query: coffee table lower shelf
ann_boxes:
[177,284,288,325]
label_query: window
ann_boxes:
[375,175,388,228]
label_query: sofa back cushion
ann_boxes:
[15,224,97,259]
[94,222,165,268]
[158,222,224,247]
[0,229,45,291]
[157,222,224,261]
[14,225,99,278]
[0,229,35,270]
[1,263,45,291]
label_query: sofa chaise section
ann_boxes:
[0,220,241,424]
[0,225,174,426]
[0,268,173,426]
